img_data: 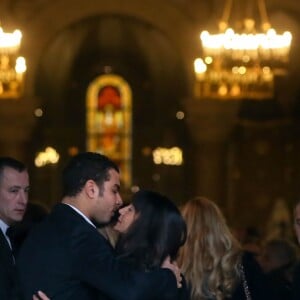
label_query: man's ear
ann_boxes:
[84,180,99,199]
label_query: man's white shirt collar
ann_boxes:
[0,219,12,248]
[0,218,9,236]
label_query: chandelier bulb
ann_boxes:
[0,23,26,98]
[219,21,228,31]
[244,19,255,31]
[262,22,271,31]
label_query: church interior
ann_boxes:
[0,0,300,234]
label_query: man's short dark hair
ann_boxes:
[62,152,119,197]
[0,156,27,182]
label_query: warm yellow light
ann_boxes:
[262,66,271,74]
[242,55,250,63]
[230,84,241,96]
[15,56,26,73]
[176,111,185,120]
[218,84,228,96]
[35,147,60,167]
[195,0,292,100]
[0,26,26,98]
[232,66,239,74]
[152,147,183,166]
[0,28,22,52]
[238,66,247,75]
[201,28,292,53]
[204,56,213,64]
[194,58,207,74]
[34,108,43,117]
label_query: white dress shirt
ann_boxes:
[0,218,12,249]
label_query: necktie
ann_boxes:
[5,227,16,262]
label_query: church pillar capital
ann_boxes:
[184,98,241,143]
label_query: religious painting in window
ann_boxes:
[86,74,132,188]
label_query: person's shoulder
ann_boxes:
[241,250,260,269]
[50,203,71,216]
[241,251,280,300]
[18,204,74,241]
[48,203,86,226]
[242,250,257,261]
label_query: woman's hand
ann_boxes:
[33,290,50,300]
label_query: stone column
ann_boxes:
[184,98,240,207]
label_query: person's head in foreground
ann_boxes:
[0,156,29,226]
[62,152,122,225]
[114,189,187,270]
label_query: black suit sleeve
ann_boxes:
[71,227,178,300]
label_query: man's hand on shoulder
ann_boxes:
[161,256,182,288]
[33,290,49,300]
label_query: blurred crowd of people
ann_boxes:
[1,153,300,300]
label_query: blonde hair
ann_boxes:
[177,197,242,300]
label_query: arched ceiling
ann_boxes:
[3,0,300,113]
[36,14,189,107]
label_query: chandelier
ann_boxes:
[0,25,26,99]
[194,0,292,100]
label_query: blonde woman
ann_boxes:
[177,197,276,300]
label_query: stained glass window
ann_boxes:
[86,74,132,188]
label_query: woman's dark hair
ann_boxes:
[115,190,187,270]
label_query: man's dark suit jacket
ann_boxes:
[292,262,300,300]
[0,228,18,300]
[17,203,178,300]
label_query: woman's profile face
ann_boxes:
[114,204,137,233]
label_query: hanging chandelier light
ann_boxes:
[194,0,292,100]
[0,24,26,99]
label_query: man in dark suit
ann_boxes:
[0,157,29,300]
[17,152,180,300]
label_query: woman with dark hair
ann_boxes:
[114,190,187,273]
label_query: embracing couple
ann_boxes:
[17,152,188,300]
